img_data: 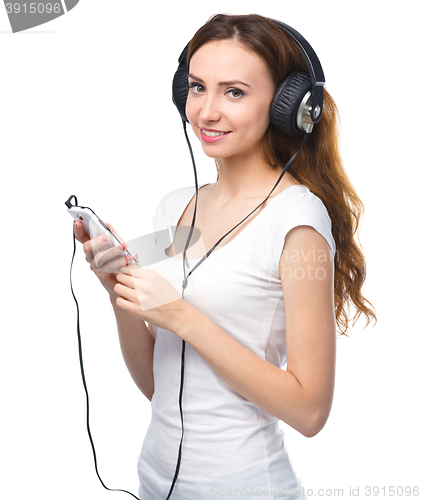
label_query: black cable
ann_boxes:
[163,340,186,500]
[161,122,196,499]
[162,119,198,500]
[69,225,141,500]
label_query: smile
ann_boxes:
[200,128,231,143]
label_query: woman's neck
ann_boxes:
[212,154,296,204]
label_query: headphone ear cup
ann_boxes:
[269,71,312,137]
[172,65,190,123]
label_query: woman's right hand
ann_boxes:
[73,221,134,300]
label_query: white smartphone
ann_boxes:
[66,197,138,265]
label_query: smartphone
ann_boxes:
[66,199,138,265]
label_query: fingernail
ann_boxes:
[125,255,133,263]
[119,243,126,251]
[102,235,109,242]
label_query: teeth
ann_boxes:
[202,129,226,137]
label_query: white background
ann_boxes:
[1,1,420,499]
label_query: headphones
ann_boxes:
[172,18,325,138]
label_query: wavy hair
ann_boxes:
[186,14,377,336]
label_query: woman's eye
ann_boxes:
[227,88,245,99]
[189,83,205,93]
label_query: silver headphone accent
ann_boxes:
[297,90,314,133]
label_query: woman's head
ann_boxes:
[185,14,309,163]
[186,38,276,163]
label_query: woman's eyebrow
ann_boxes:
[188,73,251,88]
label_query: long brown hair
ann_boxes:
[187,14,376,336]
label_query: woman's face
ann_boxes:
[186,39,276,162]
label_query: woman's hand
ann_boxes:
[74,220,134,300]
[113,267,194,334]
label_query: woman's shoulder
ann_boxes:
[273,183,331,222]
[157,184,195,205]
[155,183,201,213]
[270,183,336,256]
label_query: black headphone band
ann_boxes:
[272,20,325,86]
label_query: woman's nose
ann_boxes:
[200,94,221,123]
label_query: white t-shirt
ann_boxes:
[137,183,336,500]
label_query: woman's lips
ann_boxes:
[200,128,231,143]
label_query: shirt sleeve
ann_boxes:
[271,188,336,272]
[151,197,165,233]
[150,185,194,233]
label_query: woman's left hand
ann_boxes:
[113,264,193,335]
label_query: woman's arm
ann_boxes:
[176,225,336,438]
[110,296,155,401]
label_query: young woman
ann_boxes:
[74,14,376,500]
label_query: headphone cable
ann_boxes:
[69,227,141,500]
